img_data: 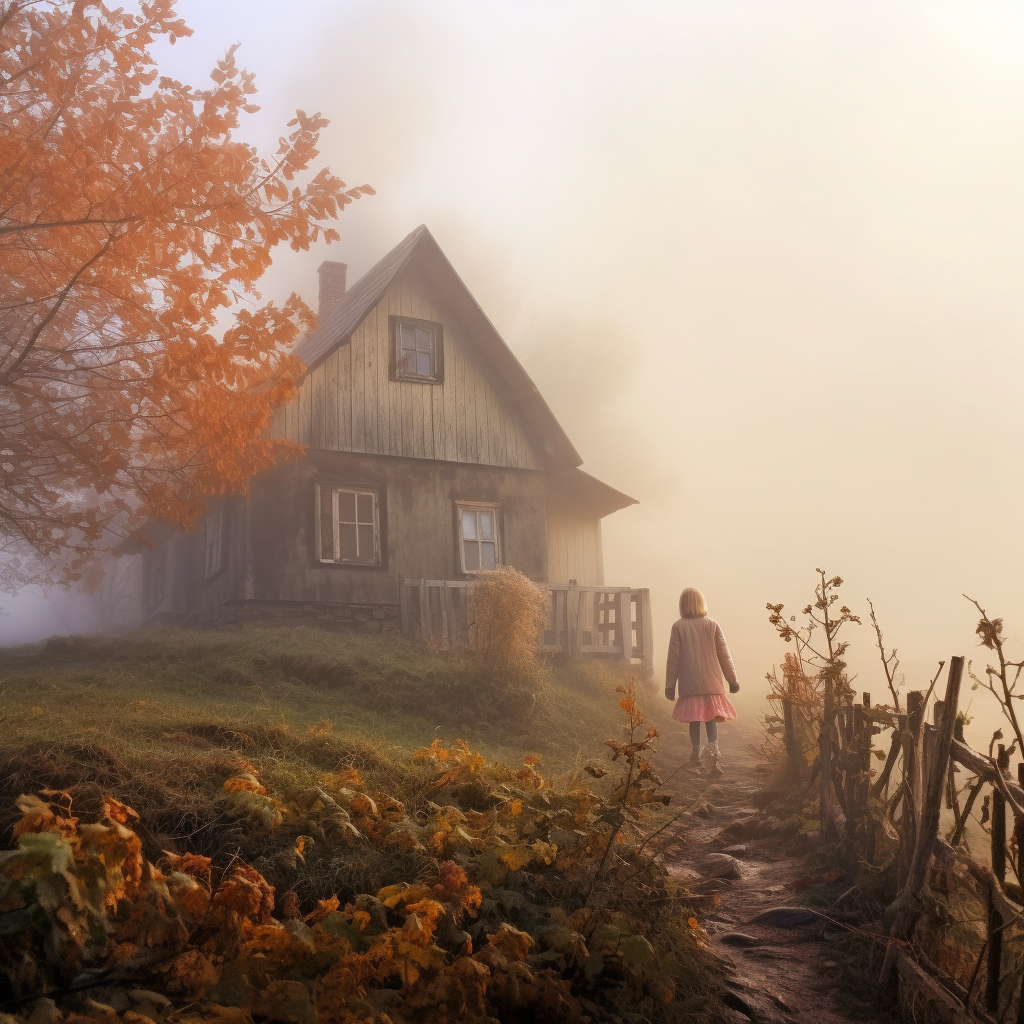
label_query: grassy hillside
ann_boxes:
[0,627,657,893]
[0,628,731,1023]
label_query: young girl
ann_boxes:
[664,587,739,773]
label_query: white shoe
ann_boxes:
[704,741,723,774]
[689,745,704,766]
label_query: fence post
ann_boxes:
[442,582,456,649]
[870,724,903,801]
[1015,762,1024,1024]
[820,662,838,843]
[399,580,410,637]
[616,590,633,663]
[638,589,654,667]
[880,658,963,992]
[418,578,430,642]
[898,692,925,890]
[858,693,873,863]
[849,702,864,844]
[783,696,799,779]
[986,743,1010,1014]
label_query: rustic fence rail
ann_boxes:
[779,658,1024,1021]
[399,579,654,665]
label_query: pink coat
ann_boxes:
[665,616,738,699]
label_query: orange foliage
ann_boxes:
[0,722,690,1020]
[0,1,373,586]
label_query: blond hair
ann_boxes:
[679,587,708,619]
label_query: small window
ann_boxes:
[148,545,165,608]
[457,503,500,572]
[391,316,443,382]
[205,509,224,578]
[317,485,380,564]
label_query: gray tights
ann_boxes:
[689,720,719,746]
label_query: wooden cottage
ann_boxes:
[141,226,650,660]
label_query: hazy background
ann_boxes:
[4,1,1024,748]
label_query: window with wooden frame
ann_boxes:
[205,508,224,578]
[390,316,443,382]
[316,484,381,565]
[457,503,500,572]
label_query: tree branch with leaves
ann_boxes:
[0,0,374,587]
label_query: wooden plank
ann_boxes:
[442,582,457,649]
[324,352,339,449]
[574,588,586,656]
[310,365,324,448]
[987,743,1010,1013]
[452,327,468,463]
[399,580,410,637]
[617,590,632,662]
[339,342,352,450]
[567,585,580,659]
[639,589,654,665]
[381,299,397,458]
[418,578,429,641]
[351,319,366,451]
[881,658,964,991]
[438,582,450,649]
[894,953,976,1024]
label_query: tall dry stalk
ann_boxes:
[470,566,547,677]
[768,570,860,843]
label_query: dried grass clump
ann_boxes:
[470,566,547,675]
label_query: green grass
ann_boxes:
[0,626,654,895]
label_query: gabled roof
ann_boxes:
[292,225,583,469]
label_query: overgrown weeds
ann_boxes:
[0,668,730,1024]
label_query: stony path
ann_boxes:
[656,728,882,1024]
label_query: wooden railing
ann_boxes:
[778,659,1024,1019]
[400,579,654,664]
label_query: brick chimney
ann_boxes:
[317,261,347,322]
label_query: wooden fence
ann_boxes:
[780,657,1024,1021]
[399,579,654,665]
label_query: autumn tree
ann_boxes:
[0,0,372,587]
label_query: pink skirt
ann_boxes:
[673,693,737,724]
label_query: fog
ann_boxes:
[7,1,1024,749]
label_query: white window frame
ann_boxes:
[456,502,501,573]
[316,484,381,565]
[204,508,224,579]
[393,317,441,382]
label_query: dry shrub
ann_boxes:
[470,566,547,676]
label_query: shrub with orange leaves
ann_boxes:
[0,713,706,1021]
[0,1,373,587]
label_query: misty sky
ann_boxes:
[6,1,1024,742]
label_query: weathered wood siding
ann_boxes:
[545,509,604,586]
[140,495,249,619]
[271,268,542,470]
[247,452,548,606]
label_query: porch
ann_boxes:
[400,579,654,665]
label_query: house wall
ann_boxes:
[545,507,604,586]
[139,494,249,621]
[246,451,548,608]
[271,268,543,471]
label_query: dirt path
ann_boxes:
[657,729,882,1024]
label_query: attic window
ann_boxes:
[317,484,381,565]
[391,316,443,382]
